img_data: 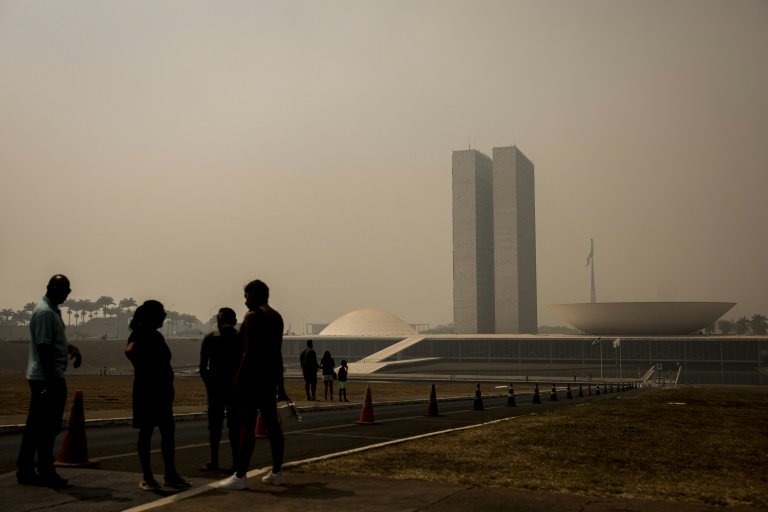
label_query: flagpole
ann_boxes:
[589,238,596,304]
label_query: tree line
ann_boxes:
[713,314,767,335]
[0,296,203,336]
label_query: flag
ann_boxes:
[586,239,594,267]
[591,337,602,345]
[612,337,621,348]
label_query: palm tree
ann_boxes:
[750,314,767,336]
[718,319,734,335]
[13,309,31,326]
[0,308,14,325]
[95,296,115,319]
[63,300,76,326]
[83,299,98,325]
[734,316,750,335]
[166,310,180,337]
[117,298,137,338]
[0,308,15,338]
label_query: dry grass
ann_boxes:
[297,386,768,508]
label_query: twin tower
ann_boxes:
[452,145,537,334]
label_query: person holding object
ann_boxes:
[17,274,81,488]
[125,300,190,491]
[220,279,287,489]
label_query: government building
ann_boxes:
[452,145,537,334]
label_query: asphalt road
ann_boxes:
[0,386,602,479]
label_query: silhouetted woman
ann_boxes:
[125,300,190,491]
[320,350,335,400]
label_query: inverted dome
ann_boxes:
[550,302,736,335]
[320,308,416,337]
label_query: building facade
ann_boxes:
[452,145,537,334]
[452,149,495,334]
[493,146,537,334]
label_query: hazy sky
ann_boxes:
[1,0,766,331]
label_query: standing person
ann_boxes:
[125,300,190,491]
[199,307,241,472]
[299,339,319,400]
[320,350,335,401]
[17,275,81,488]
[337,360,349,402]
[220,279,287,490]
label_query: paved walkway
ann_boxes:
[2,464,763,512]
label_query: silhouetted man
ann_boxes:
[199,307,241,471]
[220,279,287,490]
[17,275,81,488]
[299,339,319,400]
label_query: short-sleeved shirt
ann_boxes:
[26,296,69,380]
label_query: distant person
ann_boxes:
[125,300,190,491]
[199,307,241,472]
[220,279,287,490]
[337,360,349,402]
[320,350,336,400]
[17,274,81,488]
[299,339,319,400]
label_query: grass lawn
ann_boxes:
[296,386,768,508]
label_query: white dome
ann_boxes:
[320,308,416,336]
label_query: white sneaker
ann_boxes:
[218,473,248,490]
[261,471,284,486]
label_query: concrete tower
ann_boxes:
[452,145,537,334]
[492,146,537,334]
[452,149,495,334]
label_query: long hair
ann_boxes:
[129,300,166,332]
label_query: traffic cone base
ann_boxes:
[549,385,558,401]
[55,390,98,468]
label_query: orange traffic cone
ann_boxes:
[532,383,542,404]
[356,385,378,425]
[55,390,98,467]
[255,411,269,438]
[425,384,440,417]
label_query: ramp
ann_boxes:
[347,337,427,375]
